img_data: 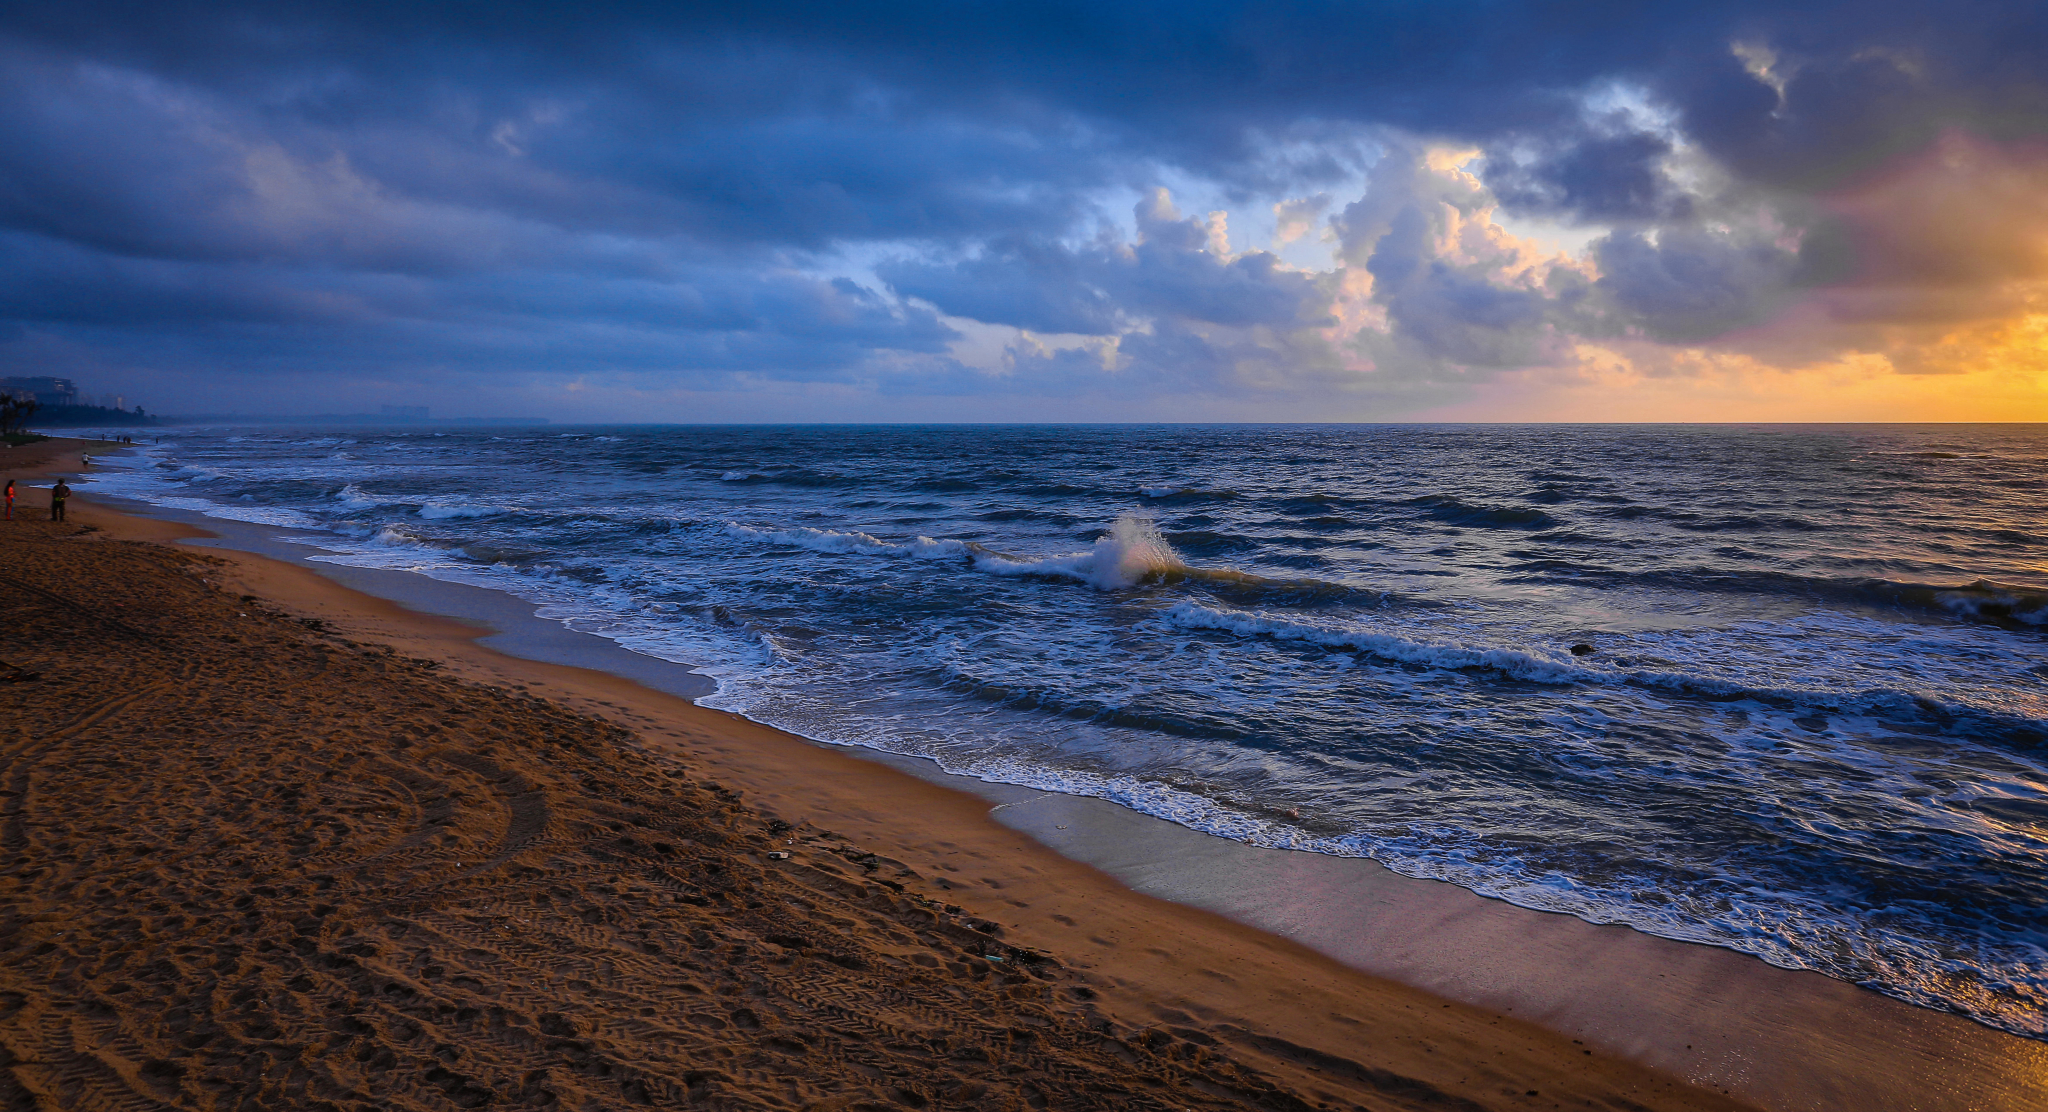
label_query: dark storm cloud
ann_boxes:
[882,237,1125,337]
[16,2,2031,172]
[1483,131,1691,224]
[882,192,1321,336]
[1662,24,2048,191]
[1591,227,1798,343]
[0,2,2044,411]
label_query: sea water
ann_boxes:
[80,423,2048,1038]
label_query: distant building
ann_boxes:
[380,405,430,418]
[0,376,79,406]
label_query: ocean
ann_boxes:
[79,423,2048,1038]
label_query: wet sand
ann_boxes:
[5,435,2042,1110]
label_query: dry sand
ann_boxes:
[0,435,2005,1111]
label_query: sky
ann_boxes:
[2,1,2045,422]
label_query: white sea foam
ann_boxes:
[169,499,321,528]
[725,522,967,559]
[77,463,322,527]
[419,502,501,520]
[370,525,433,548]
[906,537,970,558]
[973,514,1184,589]
[160,463,225,481]
[334,483,397,510]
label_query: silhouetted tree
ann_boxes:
[0,395,37,436]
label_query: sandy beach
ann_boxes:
[3,435,2041,1111]
[7,0,2046,1105]
[0,439,1781,1111]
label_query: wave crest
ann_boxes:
[1161,601,1582,682]
[1406,494,1558,529]
[419,502,501,520]
[724,523,966,559]
[972,514,1185,589]
[1160,602,2048,741]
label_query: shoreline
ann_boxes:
[19,436,2048,1110]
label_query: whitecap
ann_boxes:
[419,502,501,520]
[334,483,393,510]
[973,514,1184,590]
[725,522,968,559]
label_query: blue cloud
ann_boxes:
[882,192,1322,335]
[0,1,2042,413]
[1485,131,1688,223]
[1594,227,1798,342]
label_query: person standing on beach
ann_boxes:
[49,479,68,522]
[4,479,13,520]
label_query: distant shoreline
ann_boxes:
[107,414,549,427]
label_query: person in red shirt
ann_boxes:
[3,478,13,520]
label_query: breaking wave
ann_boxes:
[971,514,1186,589]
